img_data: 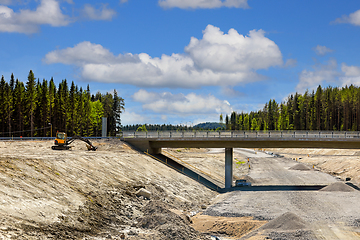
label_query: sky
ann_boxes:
[1,0,360,126]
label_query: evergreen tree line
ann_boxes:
[224,85,360,131]
[0,70,124,137]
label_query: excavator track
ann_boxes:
[51,145,71,150]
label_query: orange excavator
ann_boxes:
[52,132,97,151]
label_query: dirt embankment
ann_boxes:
[0,140,217,239]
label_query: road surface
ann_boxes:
[205,149,360,239]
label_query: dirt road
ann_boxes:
[203,151,360,239]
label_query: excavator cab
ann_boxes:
[52,132,71,150]
[55,132,67,144]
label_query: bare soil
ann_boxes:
[190,214,266,239]
[0,140,217,239]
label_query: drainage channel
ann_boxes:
[231,185,327,191]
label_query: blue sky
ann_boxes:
[1,0,360,126]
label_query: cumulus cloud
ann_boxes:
[158,0,249,9]
[313,45,333,56]
[44,25,283,88]
[334,9,360,26]
[0,0,70,33]
[132,89,232,115]
[297,60,360,92]
[81,4,116,21]
[121,111,148,126]
[0,0,117,33]
[340,63,360,86]
[284,58,297,68]
[296,59,340,92]
[185,26,282,72]
[44,41,139,65]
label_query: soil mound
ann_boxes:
[261,212,307,231]
[320,182,355,192]
[137,200,208,239]
[289,163,311,171]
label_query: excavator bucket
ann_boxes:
[86,144,97,151]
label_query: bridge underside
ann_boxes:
[123,138,360,189]
[125,138,360,153]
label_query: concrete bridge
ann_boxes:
[122,130,360,189]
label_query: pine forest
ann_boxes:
[0,70,124,137]
[224,85,360,132]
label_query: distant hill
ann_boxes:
[193,122,225,130]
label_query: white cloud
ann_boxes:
[158,0,249,9]
[340,63,360,86]
[44,25,283,88]
[297,61,360,92]
[313,45,333,56]
[185,26,282,72]
[284,58,297,68]
[341,63,360,77]
[81,4,116,21]
[121,111,147,126]
[220,86,245,98]
[334,9,360,26]
[0,0,12,5]
[132,89,232,115]
[44,41,139,65]
[0,0,70,33]
[296,59,340,92]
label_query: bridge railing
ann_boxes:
[122,130,360,139]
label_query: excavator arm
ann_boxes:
[66,135,98,151]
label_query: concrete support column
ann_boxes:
[225,148,233,189]
[149,148,161,154]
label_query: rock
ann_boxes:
[201,204,207,209]
[135,188,151,199]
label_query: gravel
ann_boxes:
[320,182,355,192]
[204,155,360,239]
[261,212,307,231]
[289,163,311,171]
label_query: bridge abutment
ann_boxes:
[225,148,233,189]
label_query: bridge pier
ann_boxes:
[150,147,161,154]
[225,148,233,189]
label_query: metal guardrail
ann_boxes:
[122,130,360,139]
[0,137,117,141]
